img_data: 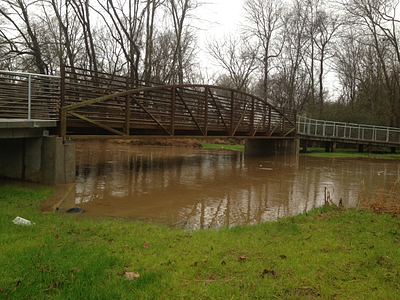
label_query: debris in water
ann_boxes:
[66,207,85,213]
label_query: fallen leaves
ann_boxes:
[143,241,149,249]
[125,272,140,280]
[318,212,332,219]
[191,258,207,266]
[238,255,247,261]
[71,266,80,272]
[45,282,58,291]
[360,177,400,214]
[259,269,279,278]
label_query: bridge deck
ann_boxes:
[0,118,56,138]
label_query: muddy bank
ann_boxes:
[75,138,244,148]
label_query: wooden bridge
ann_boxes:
[1,67,400,152]
[0,67,296,140]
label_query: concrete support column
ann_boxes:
[324,142,336,153]
[0,138,24,179]
[244,138,299,158]
[0,137,75,185]
[64,141,76,183]
[301,139,308,153]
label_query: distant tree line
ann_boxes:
[1,0,400,127]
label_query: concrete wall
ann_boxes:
[0,137,75,185]
[244,138,299,158]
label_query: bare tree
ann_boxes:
[340,0,400,126]
[312,8,341,108]
[333,30,362,107]
[143,0,164,84]
[165,0,201,84]
[69,0,98,76]
[207,35,258,92]
[242,0,285,100]
[95,0,145,82]
[271,0,312,110]
[0,0,47,73]
[37,0,87,74]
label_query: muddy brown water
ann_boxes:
[66,141,400,228]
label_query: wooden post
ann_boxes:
[250,97,255,136]
[282,108,286,136]
[61,108,67,137]
[125,76,130,136]
[268,106,272,136]
[204,87,208,136]
[170,87,176,135]
[230,90,234,136]
[58,64,66,137]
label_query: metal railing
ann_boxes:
[0,70,61,120]
[297,115,400,144]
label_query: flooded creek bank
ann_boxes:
[70,141,400,228]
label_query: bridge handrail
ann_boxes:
[297,115,400,143]
[0,70,61,120]
[0,70,60,79]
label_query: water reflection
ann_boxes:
[74,141,400,228]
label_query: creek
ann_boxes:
[72,141,400,228]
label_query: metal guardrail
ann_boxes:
[0,70,61,120]
[297,115,400,144]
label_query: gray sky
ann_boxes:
[195,0,244,78]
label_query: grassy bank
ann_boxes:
[1,185,400,299]
[302,147,400,160]
[201,143,244,151]
[202,143,400,160]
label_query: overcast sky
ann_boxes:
[194,0,245,77]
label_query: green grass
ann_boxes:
[201,143,244,151]
[1,185,400,299]
[202,143,400,160]
[302,147,400,159]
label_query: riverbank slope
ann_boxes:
[1,184,399,299]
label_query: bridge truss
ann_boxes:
[60,66,296,139]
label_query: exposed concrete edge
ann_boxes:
[0,119,57,129]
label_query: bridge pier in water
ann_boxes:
[244,138,299,158]
[0,120,76,185]
[325,141,336,153]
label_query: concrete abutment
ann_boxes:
[244,138,299,158]
[0,137,75,185]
